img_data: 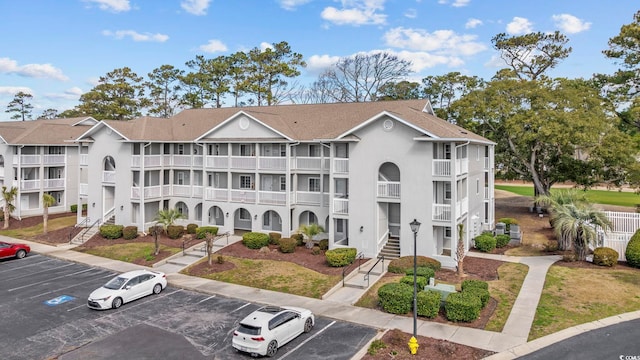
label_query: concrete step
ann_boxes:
[167,255,203,267]
[154,262,186,274]
[344,273,382,289]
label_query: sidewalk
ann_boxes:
[9,236,640,359]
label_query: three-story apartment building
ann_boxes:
[76,100,494,267]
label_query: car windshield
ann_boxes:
[237,324,261,336]
[103,276,127,290]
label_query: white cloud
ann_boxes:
[465,18,482,29]
[438,0,470,7]
[181,0,211,16]
[321,0,387,26]
[506,17,533,35]
[278,0,312,11]
[552,13,591,34]
[404,8,417,19]
[0,86,33,96]
[307,54,341,73]
[45,87,84,100]
[383,27,486,56]
[102,30,169,42]
[260,42,274,51]
[84,0,130,12]
[198,39,228,53]
[0,57,68,81]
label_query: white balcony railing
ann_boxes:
[433,159,451,176]
[295,191,323,206]
[258,191,286,205]
[43,178,65,188]
[80,154,89,166]
[333,198,349,215]
[205,187,228,201]
[173,155,192,167]
[172,185,192,197]
[43,154,65,165]
[456,158,469,175]
[205,156,229,169]
[20,155,41,165]
[377,181,400,198]
[230,156,256,170]
[80,183,88,196]
[292,157,322,171]
[102,171,116,183]
[333,158,349,174]
[258,157,287,171]
[231,189,256,203]
[21,179,40,190]
[433,203,451,221]
[162,185,171,196]
[193,155,203,167]
[131,185,162,199]
[0,168,5,178]
[193,185,203,197]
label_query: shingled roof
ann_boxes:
[0,117,97,145]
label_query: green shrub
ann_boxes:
[312,245,321,255]
[123,226,138,240]
[417,290,441,318]
[186,223,198,234]
[592,247,619,267]
[318,239,329,250]
[325,247,357,267]
[196,226,218,239]
[100,224,123,239]
[405,266,435,281]
[497,217,518,232]
[625,229,640,268]
[461,279,489,291]
[378,282,413,314]
[495,234,511,248]
[279,238,297,253]
[474,233,496,252]
[269,232,282,245]
[463,287,490,308]
[388,256,441,273]
[70,204,78,213]
[242,232,270,249]
[400,275,428,290]
[445,292,482,322]
[291,233,304,246]
[167,225,184,239]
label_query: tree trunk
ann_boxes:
[457,224,465,278]
[3,204,8,229]
[43,208,49,234]
[154,227,160,256]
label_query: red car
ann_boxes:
[0,241,30,260]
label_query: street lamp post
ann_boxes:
[408,218,421,355]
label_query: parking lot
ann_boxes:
[0,254,377,360]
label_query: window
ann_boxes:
[177,144,184,155]
[444,182,451,200]
[177,172,185,185]
[444,144,451,159]
[309,178,320,192]
[240,144,253,156]
[309,144,320,157]
[445,227,451,238]
[263,212,270,227]
[240,175,252,189]
[336,220,343,233]
[280,144,286,157]
[239,209,251,220]
[280,176,286,191]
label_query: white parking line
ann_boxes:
[8,267,93,291]
[28,272,113,299]
[277,321,336,360]
[230,303,251,313]
[0,257,53,273]
[197,295,216,304]
[2,262,75,282]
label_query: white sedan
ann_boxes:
[87,269,167,310]
[233,305,314,357]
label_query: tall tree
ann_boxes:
[376,80,422,101]
[228,51,249,107]
[146,64,184,117]
[492,31,572,80]
[318,52,412,102]
[75,67,148,120]
[2,186,17,229]
[244,41,306,106]
[421,72,484,119]
[5,91,33,121]
[38,108,59,119]
[42,193,56,234]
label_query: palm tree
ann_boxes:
[153,208,186,255]
[536,189,589,250]
[42,193,56,234]
[552,202,612,261]
[2,186,18,229]
[298,223,325,249]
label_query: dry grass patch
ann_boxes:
[77,243,180,263]
[530,265,640,340]
[505,245,548,257]
[183,256,341,299]
[0,215,77,239]
[485,263,528,331]
[355,273,403,308]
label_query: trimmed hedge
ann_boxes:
[196,226,218,239]
[495,234,511,248]
[70,204,88,213]
[269,232,282,245]
[123,226,138,240]
[388,256,441,274]
[325,247,357,267]
[464,287,490,308]
[186,223,198,234]
[242,232,270,249]
[417,290,442,318]
[625,229,640,268]
[292,233,304,246]
[445,292,482,322]
[167,225,184,239]
[100,224,123,239]
[378,282,413,314]
[400,275,428,290]
[593,247,619,267]
[405,266,435,281]
[278,238,297,253]
[474,233,496,252]
[461,279,489,291]
[497,217,518,232]
[318,239,329,250]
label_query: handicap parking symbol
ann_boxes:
[44,295,75,306]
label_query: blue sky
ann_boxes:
[0,0,638,120]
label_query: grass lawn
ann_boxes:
[78,243,181,263]
[0,215,77,239]
[495,185,639,208]
[530,264,640,341]
[183,257,341,299]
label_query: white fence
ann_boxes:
[595,211,640,261]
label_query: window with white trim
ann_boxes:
[309,144,320,157]
[444,182,451,200]
[239,208,251,220]
[445,227,451,238]
[280,144,286,157]
[240,175,252,189]
[309,178,320,192]
[280,176,286,191]
[240,144,253,156]
[263,212,270,227]
[177,144,184,155]
[177,172,185,185]
[444,144,451,159]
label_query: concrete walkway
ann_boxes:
[8,236,640,359]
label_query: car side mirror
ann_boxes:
[125,285,131,290]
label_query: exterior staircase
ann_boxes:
[154,232,235,274]
[343,257,387,289]
[378,237,400,259]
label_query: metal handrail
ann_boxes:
[68,217,91,243]
[70,217,101,244]
[363,255,385,288]
[342,252,365,287]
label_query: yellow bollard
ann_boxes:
[408,336,419,355]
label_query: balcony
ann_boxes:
[172,155,192,167]
[230,189,256,203]
[432,158,469,177]
[205,187,228,201]
[131,185,162,200]
[292,191,325,206]
[258,191,286,205]
[14,154,41,166]
[43,178,65,189]
[377,181,400,199]
[333,198,349,215]
[19,179,40,191]
[432,199,468,222]
[333,158,349,174]
[258,157,287,171]
[205,156,229,169]
[102,171,116,184]
[172,185,192,197]
[43,154,65,165]
[131,155,162,168]
[231,156,256,170]
[291,157,329,171]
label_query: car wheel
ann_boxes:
[266,340,278,357]
[304,317,313,333]
[15,250,27,259]
[112,297,123,309]
[152,283,162,295]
